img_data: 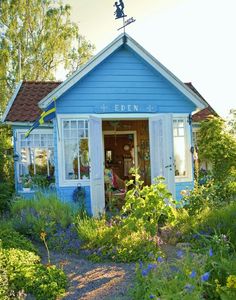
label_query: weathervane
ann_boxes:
[114,0,136,32]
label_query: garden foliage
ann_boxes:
[0,222,37,253]
[0,246,67,300]
[76,171,175,262]
[11,193,73,238]
[198,116,236,181]
[132,235,236,300]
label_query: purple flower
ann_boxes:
[170,265,179,273]
[157,256,164,263]
[201,272,210,282]
[185,284,195,293]
[176,250,184,258]
[209,248,213,257]
[148,263,157,270]
[189,270,196,278]
[141,269,149,276]
[139,260,143,269]
[150,295,155,299]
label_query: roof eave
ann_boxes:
[39,32,207,110]
[2,80,23,123]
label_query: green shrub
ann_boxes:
[198,116,236,181]
[182,178,236,217]
[76,171,174,262]
[11,193,73,239]
[0,182,14,214]
[0,246,67,299]
[0,222,37,253]
[179,202,236,249]
[27,264,67,300]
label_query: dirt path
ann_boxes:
[38,246,135,300]
[36,243,178,300]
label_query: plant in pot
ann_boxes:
[21,174,32,192]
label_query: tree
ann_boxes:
[0,0,94,190]
[198,116,236,181]
[227,109,236,137]
[0,0,94,112]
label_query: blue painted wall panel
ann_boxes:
[57,186,92,215]
[56,46,196,114]
[175,181,194,201]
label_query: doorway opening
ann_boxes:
[102,119,151,210]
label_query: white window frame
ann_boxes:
[15,128,54,182]
[173,114,193,183]
[57,114,90,187]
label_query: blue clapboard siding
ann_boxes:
[56,45,196,114]
[57,186,92,214]
[176,182,194,201]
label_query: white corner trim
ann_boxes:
[38,34,125,109]
[125,35,206,110]
[2,81,23,122]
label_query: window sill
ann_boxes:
[59,179,90,187]
[175,176,193,183]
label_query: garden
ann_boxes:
[0,116,236,299]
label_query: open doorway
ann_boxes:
[102,120,151,210]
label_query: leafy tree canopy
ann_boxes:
[0,0,94,112]
[0,0,94,184]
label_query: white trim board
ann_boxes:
[38,33,207,111]
[2,81,23,122]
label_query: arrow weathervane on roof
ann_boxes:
[114,0,136,32]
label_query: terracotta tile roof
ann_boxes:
[5,81,61,122]
[5,81,217,123]
[185,82,218,122]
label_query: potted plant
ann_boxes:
[21,175,32,192]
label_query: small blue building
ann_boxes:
[2,33,208,215]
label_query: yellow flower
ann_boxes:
[215,279,221,293]
[40,231,46,240]
[226,275,236,289]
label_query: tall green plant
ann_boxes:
[121,169,175,237]
[198,116,236,181]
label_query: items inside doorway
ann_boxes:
[104,133,135,181]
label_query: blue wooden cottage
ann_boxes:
[2,33,207,215]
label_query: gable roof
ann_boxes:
[185,82,218,122]
[2,81,213,123]
[2,81,61,123]
[38,33,207,110]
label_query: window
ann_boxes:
[62,119,90,181]
[192,128,200,146]
[173,118,192,181]
[18,131,54,178]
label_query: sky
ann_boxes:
[62,0,236,118]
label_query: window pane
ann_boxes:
[78,121,84,128]
[71,121,77,129]
[79,139,90,179]
[63,121,70,129]
[78,129,84,138]
[174,136,186,176]
[64,140,78,179]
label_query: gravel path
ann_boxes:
[36,243,178,300]
[38,246,136,300]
